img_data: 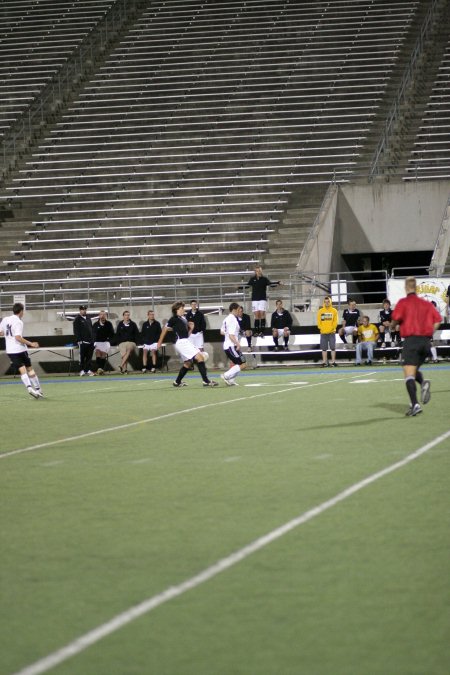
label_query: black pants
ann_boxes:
[79,342,95,372]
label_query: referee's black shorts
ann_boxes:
[401,336,431,367]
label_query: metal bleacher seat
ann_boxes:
[0,0,119,141]
[404,40,450,181]
[1,0,420,304]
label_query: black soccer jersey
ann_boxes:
[141,320,162,344]
[237,313,251,332]
[247,275,273,301]
[270,309,293,329]
[185,309,206,333]
[378,308,392,324]
[167,315,189,340]
[92,319,114,342]
[342,308,360,327]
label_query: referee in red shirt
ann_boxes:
[391,276,441,416]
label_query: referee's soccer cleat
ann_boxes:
[173,381,187,387]
[28,388,39,399]
[203,381,219,387]
[405,403,422,417]
[421,380,431,404]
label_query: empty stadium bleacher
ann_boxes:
[0,0,429,307]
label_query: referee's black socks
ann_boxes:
[405,376,418,406]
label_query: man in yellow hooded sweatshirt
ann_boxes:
[317,295,338,367]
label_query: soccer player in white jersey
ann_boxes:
[0,302,43,398]
[221,302,247,386]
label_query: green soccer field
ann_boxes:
[1,365,449,675]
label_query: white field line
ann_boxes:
[0,377,344,460]
[12,428,450,675]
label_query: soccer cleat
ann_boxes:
[173,381,187,387]
[228,378,239,386]
[28,387,39,399]
[79,370,85,377]
[421,380,431,405]
[203,380,219,387]
[150,367,156,373]
[35,390,44,398]
[221,373,233,386]
[87,370,95,376]
[405,403,422,417]
[142,368,147,373]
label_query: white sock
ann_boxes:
[225,364,240,379]
[21,373,32,389]
[30,375,41,391]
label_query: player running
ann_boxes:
[221,302,247,386]
[0,303,43,398]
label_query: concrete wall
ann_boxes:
[337,179,450,253]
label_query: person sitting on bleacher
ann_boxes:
[377,298,399,347]
[116,310,140,374]
[92,310,114,375]
[237,305,253,352]
[271,299,293,351]
[355,316,379,365]
[338,299,360,346]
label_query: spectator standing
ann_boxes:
[73,305,94,376]
[92,310,114,375]
[237,305,253,352]
[116,310,140,374]
[355,316,379,365]
[317,296,338,367]
[245,265,280,336]
[270,299,293,350]
[141,309,162,373]
[0,302,43,398]
[391,276,441,416]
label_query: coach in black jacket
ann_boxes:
[73,305,94,375]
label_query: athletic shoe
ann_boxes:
[421,380,431,404]
[203,381,219,387]
[228,378,238,386]
[150,368,156,373]
[87,370,95,376]
[79,370,85,377]
[330,361,337,367]
[142,368,147,373]
[97,368,104,375]
[28,387,39,398]
[405,403,422,417]
[173,381,187,387]
[221,374,233,386]
[381,342,386,349]
[355,362,361,366]
[365,360,372,365]
[321,362,329,368]
[35,390,44,398]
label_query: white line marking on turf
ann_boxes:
[12,428,450,675]
[1,377,346,460]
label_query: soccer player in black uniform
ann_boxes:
[141,309,162,373]
[237,305,253,352]
[245,265,280,336]
[92,310,115,375]
[270,299,293,350]
[73,305,95,376]
[186,300,207,350]
[338,299,360,345]
[157,301,217,387]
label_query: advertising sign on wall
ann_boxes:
[387,277,449,316]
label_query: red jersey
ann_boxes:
[392,293,441,337]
